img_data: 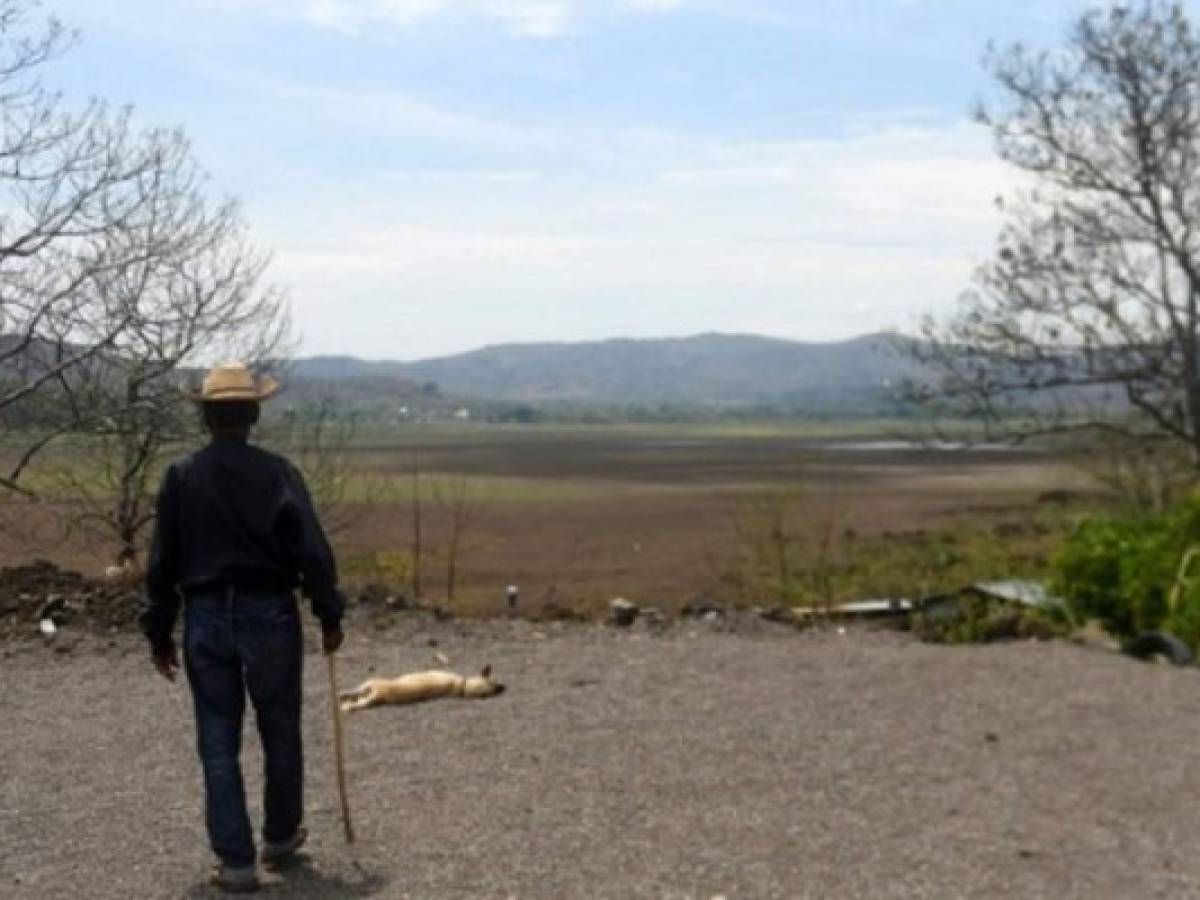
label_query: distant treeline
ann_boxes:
[265,394,922,426]
[479,398,921,424]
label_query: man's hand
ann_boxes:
[152,645,180,682]
[322,625,344,656]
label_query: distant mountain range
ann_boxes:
[289,333,920,414]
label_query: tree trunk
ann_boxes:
[410,455,423,601]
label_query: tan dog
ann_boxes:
[339,665,505,713]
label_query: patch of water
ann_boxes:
[822,440,1026,453]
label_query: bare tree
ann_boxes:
[410,452,424,601]
[724,491,803,606]
[0,1,207,490]
[432,474,487,605]
[1070,428,1194,515]
[262,398,372,538]
[902,2,1200,468]
[45,126,290,564]
[731,496,847,608]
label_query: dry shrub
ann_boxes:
[1071,430,1196,517]
[720,483,849,611]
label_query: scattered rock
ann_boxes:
[634,606,667,634]
[759,606,796,625]
[357,582,396,606]
[537,602,587,623]
[608,598,639,627]
[682,599,725,619]
[38,595,68,626]
[0,560,141,641]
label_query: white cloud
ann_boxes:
[484,0,572,36]
[381,168,542,183]
[284,0,680,38]
[624,0,684,10]
[300,0,446,34]
[292,0,492,37]
[202,68,553,150]
[256,117,1017,358]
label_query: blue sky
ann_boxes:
[45,0,1095,359]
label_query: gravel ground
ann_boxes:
[4,618,1200,899]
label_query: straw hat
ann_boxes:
[189,362,279,403]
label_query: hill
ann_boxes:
[292,333,918,415]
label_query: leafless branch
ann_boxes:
[899,3,1200,468]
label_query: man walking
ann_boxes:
[138,362,347,894]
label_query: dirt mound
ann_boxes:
[0,559,140,640]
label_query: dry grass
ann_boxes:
[0,427,1094,617]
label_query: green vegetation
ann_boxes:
[722,491,1072,611]
[1052,494,1200,649]
[341,549,413,588]
[837,519,1064,605]
[910,594,1072,644]
[719,489,1084,644]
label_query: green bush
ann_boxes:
[1051,494,1200,647]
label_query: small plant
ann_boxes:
[342,549,413,594]
[911,593,1071,645]
[432,473,489,606]
[1051,493,1200,648]
[721,486,845,611]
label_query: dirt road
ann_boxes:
[3,620,1199,899]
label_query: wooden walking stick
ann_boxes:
[326,650,355,844]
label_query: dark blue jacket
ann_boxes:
[139,436,345,652]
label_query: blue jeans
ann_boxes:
[183,588,304,869]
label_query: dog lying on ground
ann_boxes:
[339,665,506,713]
